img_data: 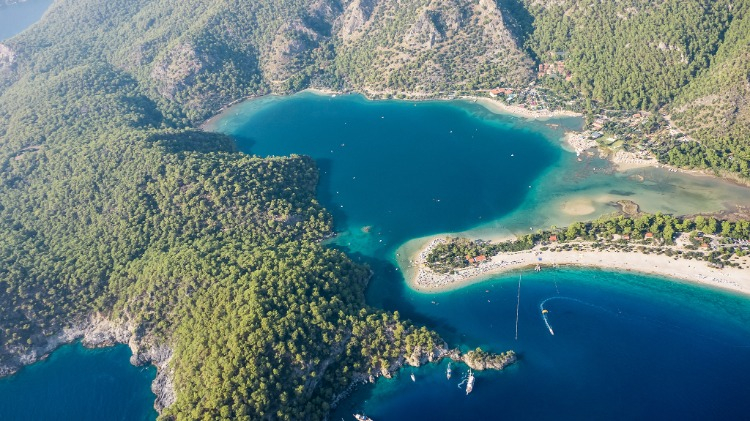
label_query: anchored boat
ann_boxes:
[354,414,373,421]
[466,369,475,394]
[447,362,452,380]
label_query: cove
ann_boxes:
[0,0,54,40]
[211,92,750,307]
[211,91,750,419]
[212,92,750,256]
[211,92,567,256]
[0,342,157,420]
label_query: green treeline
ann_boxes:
[524,0,750,178]
[427,214,750,273]
[0,1,450,420]
[1,0,750,418]
[527,0,731,110]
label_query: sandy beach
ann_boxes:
[473,97,581,120]
[304,87,342,96]
[408,240,750,296]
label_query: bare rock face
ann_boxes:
[150,43,203,100]
[477,0,512,45]
[340,0,378,41]
[405,10,445,48]
[307,0,342,29]
[334,0,533,93]
[264,21,322,82]
[0,43,16,75]
[262,1,343,83]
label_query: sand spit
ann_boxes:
[410,240,750,296]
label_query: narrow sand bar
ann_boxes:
[408,239,750,296]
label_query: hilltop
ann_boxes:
[1,0,749,419]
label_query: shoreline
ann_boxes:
[408,240,750,296]
[200,87,583,131]
[471,96,582,120]
[200,86,750,191]
[0,314,174,413]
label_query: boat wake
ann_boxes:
[539,296,609,336]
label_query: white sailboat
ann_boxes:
[466,369,475,394]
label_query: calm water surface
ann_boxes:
[0,0,53,40]
[331,269,750,419]
[0,342,156,420]
[4,92,749,420]
[214,92,750,420]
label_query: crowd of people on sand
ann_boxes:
[610,150,658,168]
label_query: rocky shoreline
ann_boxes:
[1,310,518,416]
[0,314,174,412]
[331,341,517,410]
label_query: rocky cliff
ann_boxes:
[0,314,174,412]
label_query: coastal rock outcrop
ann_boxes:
[462,348,517,370]
[0,313,174,412]
[0,43,16,76]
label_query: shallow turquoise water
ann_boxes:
[216,93,564,255]
[214,93,750,420]
[0,0,53,40]
[0,342,157,420]
[4,92,750,419]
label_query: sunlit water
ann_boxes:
[4,91,749,420]
[211,92,750,420]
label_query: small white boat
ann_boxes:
[447,363,452,379]
[411,373,416,382]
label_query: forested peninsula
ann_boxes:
[1,0,749,419]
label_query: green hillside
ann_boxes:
[0,1,446,419]
[1,0,749,419]
[667,1,750,176]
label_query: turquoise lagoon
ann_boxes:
[212,92,750,419]
[3,92,750,419]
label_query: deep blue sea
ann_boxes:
[0,0,53,40]
[330,269,750,420]
[0,342,156,420]
[3,92,750,420]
